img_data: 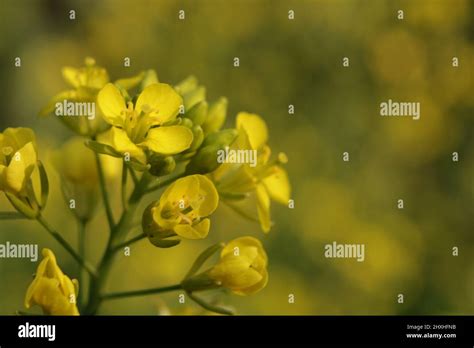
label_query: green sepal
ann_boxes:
[184,242,224,279]
[5,192,38,219]
[37,160,49,210]
[85,140,122,158]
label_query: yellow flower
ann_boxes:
[208,237,268,295]
[96,82,193,165]
[0,128,37,195]
[143,175,219,246]
[211,112,291,233]
[39,57,144,136]
[25,248,79,315]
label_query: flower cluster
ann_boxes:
[1,58,291,315]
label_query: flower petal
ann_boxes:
[234,268,268,296]
[262,166,291,205]
[5,142,37,193]
[236,112,268,150]
[62,67,81,88]
[135,83,183,124]
[194,175,219,216]
[99,127,146,164]
[97,83,126,126]
[142,126,193,155]
[3,127,37,150]
[173,218,210,239]
[221,236,267,264]
[256,184,271,233]
[162,175,200,204]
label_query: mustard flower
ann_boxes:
[0,127,37,195]
[208,237,268,295]
[211,112,291,232]
[95,82,193,166]
[142,175,219,247]
[182,236,268,295]
[39,57,144,135]
[25,248,79,315]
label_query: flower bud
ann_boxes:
[202,97,228,134]
[185,129,238,174]
[185,101,208,126]
[182,237,268,295]
[208,237,268,295]
[148,155,176,177]
[188,125,204,153]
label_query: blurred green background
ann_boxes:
[0,0,473,315]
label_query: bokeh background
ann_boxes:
[0,0,473,315]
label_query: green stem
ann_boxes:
[127,164,139,185]
[187,292,234,315]
[145,172,186,193]
[121,161,128,211]
[37,215,97,278]
[77,219,87,307]
[111,233,146,253]
[101,284,182,301]
[0,211,28,219]
[95,153,115,229]
[85,173,151,314]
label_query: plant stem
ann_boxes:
[77,219,87,307]
[121,161,128,211]
[145,172,186,193]
[95,153,115,229]
[127,164,139,185]
[187,292,234,315]
[85,170,185,314]
[101,284,182,301]
[84,173,150,314]
[0,211,28,219]
[37,215,97,278]
[111,233,146,253]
